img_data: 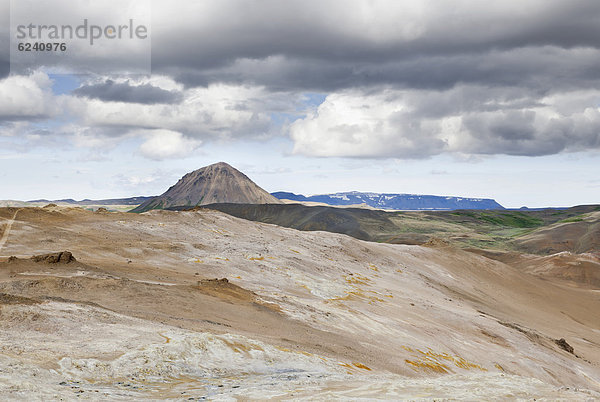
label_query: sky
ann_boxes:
[1,0,600,208]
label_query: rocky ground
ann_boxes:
[0,205,598,400]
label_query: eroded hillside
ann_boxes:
[0,206,598,399]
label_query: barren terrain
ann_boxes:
[0,205,599,400]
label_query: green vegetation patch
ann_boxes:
[558,216,585,223]
[446,210,544,228]
[477,212,544,228]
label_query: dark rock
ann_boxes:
[31,251,76,264]
[0,293,40,305]
[197,278,229,288]
[555,338,574,354]
[424,237,451,247]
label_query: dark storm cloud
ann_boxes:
[150,0,600,92]
[457,107,600,156]
[73,80,183,104]
[0,60,8,80]
[0,0,10,79]
[161,46,600,94]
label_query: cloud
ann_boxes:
[0,0,8,79]
[148,1,600,158]
[9,0,150,75]
[73,80,183,104]
[65,82,293,140]
[9,1,600,94]
[149,1,600,92]
[138,129,202,160]
[0,72,59,120]
[449,90,600,156]
[244,166,292,175]
[290,86,600,158]
[111,167,190,196]
[290,89,447,158]
[5,1,600,161]
[1,74,303,159]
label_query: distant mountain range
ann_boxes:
[26,164,503,212]
[28,196,155,206]
[272,191,504,210]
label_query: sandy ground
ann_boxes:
[0,205,599,400]
[0,208,20,251]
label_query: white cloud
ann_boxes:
[0,121,31,137]
[0,72,58,120]
[1,73,303,160]
[66,82,276,140]
[290,87,600,158]
[69,126,124,151]
[138,129,202,160]
[290,89,446,158]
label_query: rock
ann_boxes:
[197,278,229,287]
[424,237,451,247]
[0,293,40,305]
[555,338,574,354]
[43,203,58,208]
[7,256,18,263]
[31,251,76,264]
[95,207,108,213]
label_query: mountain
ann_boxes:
[272,191,504,210]
[132,162,281,213]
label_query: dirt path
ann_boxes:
[0,209,21,253]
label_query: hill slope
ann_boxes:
[272,191,504,210]
[132,162,281,213]
[513,210,600,254]
[201,203,600,252]
[198,203,400,242]
[0,206,598,398]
